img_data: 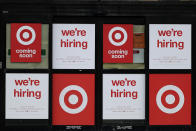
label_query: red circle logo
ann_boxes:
[20,29,33,42]
[64,90,83,109]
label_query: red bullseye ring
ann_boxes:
[64,90,83,109]
[156,85,184,114]
[20,29,32,42]
[161,90,179,109]
[112,30,124,43]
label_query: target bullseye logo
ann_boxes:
[108,27,128,46]
[16,26,36,46]
[59,85,88,114]
[156,85,184,114]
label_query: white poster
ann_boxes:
[149,24,191,69]
[52,24,95,69]
[6,73,49,119]
[103,74,145,120]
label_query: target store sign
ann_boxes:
[149,24,191,69]
[52,24,95,69]
[6,73,49,119]
[11,23,41,62]
[52,74,95,125]
[103,74,145,120]
[149,74,191,125]
[103,24,133,63]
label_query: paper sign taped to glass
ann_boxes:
[11,23,42,63]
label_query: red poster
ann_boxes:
[149,74,191,125]
[103,24,133,63]
[52,74,95,125]
[11,23,41,62]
